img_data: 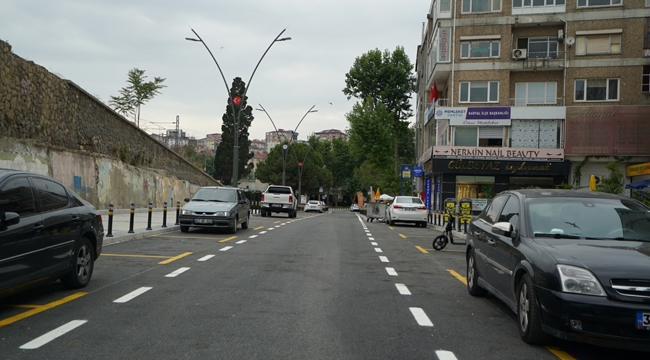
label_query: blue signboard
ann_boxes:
[401,164,412,178]
[425,177,432,211]
[413,166,423,177]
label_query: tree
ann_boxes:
[213,77,255,185]
[109,68,166,127]
[599,162,624,194]
[343,47,414,173]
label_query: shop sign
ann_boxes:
[471,198,488,211]
[433,159,571,176]
[435,107,511,126]
[433,146,564,161]
[627,162,650,177]
[425,178,432,211]
[413,166,423,177]
[439,28,450,62]
[401,164,412,178]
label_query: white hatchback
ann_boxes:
[385,196,428,227]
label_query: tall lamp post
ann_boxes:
[281,144,288,185]
[185,28,291,186]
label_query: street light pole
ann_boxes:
[186,28,291,186]
[281,144,288,186]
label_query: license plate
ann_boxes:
[194,218,213,224]
[637,312,650,329]
[405,208,415,211]
[272,204,282,207]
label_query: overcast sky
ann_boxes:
[2,0,427,142]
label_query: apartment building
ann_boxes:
[415,0,650,212]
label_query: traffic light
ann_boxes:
[232,96,241,106]
[589,175,601,191]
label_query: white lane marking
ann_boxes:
[364,229,370,232]
[219,246,233,252]
[409,307,433,327]
[20,320,87,349]
[197,255,215,262]
[275,225,281,228]
[281,223,287,226]
[366,233,372,236]
[114,287,153,303]
[371,242,378,246]
[386,267,398,276]
[374,248,383,253]
[436,350,458,360]
[259,231,268,234]
[236,240,247,244]
[379,256,389,263]
[369,237,375,240]
[166,267,191,277]
[268,228,274,231]
[395,283,411,295]
[249,235,258,238]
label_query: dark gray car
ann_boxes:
[178,186,250,234]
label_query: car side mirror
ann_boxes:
[184,198,190,203]
[492,222,516,238]
[239,199,248,204]
[0,211,20,229]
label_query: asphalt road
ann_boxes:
[0,210,647,359]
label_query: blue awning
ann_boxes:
[625,179,650,190]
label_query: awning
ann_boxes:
[625,179,650,190]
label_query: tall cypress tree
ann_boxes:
[213,77,254,185]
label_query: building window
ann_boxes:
[459,81,499,103]
[646,18,650,48]
[643,66,650,92]
[462,0,501,13]
[577,0,621,6]
[453,127,503,146]
[460,40,500,59]
[517,37,558,58]
[515,82,557,105]
[576,33,621,55]
[575,79,619,101]
[440,0,452,12]
[511,119,560,148]
[513,0,565,7]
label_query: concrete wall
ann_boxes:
[0,40,220,209]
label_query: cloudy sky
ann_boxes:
[2,0,427,142]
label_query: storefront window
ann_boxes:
[509,177,555,189]
[457,175,495,212]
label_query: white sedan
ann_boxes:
[385,196,428,227]
[304,200,323,213]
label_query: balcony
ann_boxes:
[509,97,565,106]
[513,51,565,71]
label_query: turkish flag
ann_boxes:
[431,83,439,103]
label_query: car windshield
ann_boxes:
[192,188,236,202]
[527,197,650,241]
[394,196,423,205]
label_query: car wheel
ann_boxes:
[389,217,394,226]
[467,250,488,296]
[517,274,551,344]
[228,218,237,234]
[180,226,189,233]
[60,237,94,289]
[242,213,249,229]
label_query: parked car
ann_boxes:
[0,169,104,300]
[304,200,323,213]
[385,196,428,227]
[260,185,297,218]
[349,203,359,212]
[179,186,250,234]
[319,201,329,212]
[465,189,650,352]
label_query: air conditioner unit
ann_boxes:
[512,49,527,60]
[645,48,650,57]
[558,29,564,40]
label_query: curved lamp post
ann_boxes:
[186,28,291,186]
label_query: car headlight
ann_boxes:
[557,264,606,296]
[214,211,229,217]
[181,209,194,215]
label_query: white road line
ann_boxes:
[366,233,372,236]
[409,307,433,327]
[268,228,275,231]
[165,267,190,277]
[249,235,258,238]
[114,287,153,303]
[371,242,378,246]
[281,223,287,226]
[219,246,233,252]
[259,231,267,234]
[20,320,87,349]
[386,267,398,276]
[379,256,389,263]
[436,350,458,360]
[275,225,281,228]
[364,229,370,232]
[369,237,375,240]
[374,248,383,253]
[236,240,247,244]
[395,283,411,295]
[197,255,215,262]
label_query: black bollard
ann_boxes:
[175,201,180,225]
[146,202,153,230]
[106,204,114,237]
[128,203,135,233]
[162,202,168,228]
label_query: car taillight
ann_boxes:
[289,195,293,203]
[97,214,103,224]
[261,193,265,201]
[393,205,403,209]
[417,206,427,210]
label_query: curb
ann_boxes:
[103,226,179,246]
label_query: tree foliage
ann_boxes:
[599,162,624,194]
[177,145,214,175]
[213,77,255,185]
[109,68,166,127]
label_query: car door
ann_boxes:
[471,195,508,289]
[486,195,521,300]
[237,190,248,224]
[32,177,80,274]
[0,175,43,290]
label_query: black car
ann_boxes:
[0,169,104,299]
[179,186,250,234]
[465,189,650,352]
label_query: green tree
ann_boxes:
[109,68,166,127]
[321,137,359,206]
[599,162,624,194]
[343,46,414,173]
[213,77,255,185]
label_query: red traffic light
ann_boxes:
[232,96,242,105]
[298,162,303,167]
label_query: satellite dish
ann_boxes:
[566,37,575,46]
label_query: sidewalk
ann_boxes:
[97,208,179,246]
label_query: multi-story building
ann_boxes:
[415,0,650,212]
[313,129,349,141]
[151,129,196,149]
[265,129,298,152]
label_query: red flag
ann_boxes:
[432,83,439,102]
[429,87,434,102]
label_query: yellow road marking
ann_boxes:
[253,226,264,230]
[103,253,169,259]
[219,236,237,243]
[273,221,281,224]
[447,269,467,285]
[0,292,86,328]
[415,246,429,254]
[546,346,577,360]
[0,304,39,309]
[399,234,407,239]
[388,226,394,230]
[158,252,193,264]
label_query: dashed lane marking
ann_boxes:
[236,240,247,244]
[198,255,215,261]
[20,320,87,350]
[253,226,264,230]
[436,350,458,360]
[395,283,411,295]
[371,242,378,246]
[248,235,258,238]
[374,248,383,253]
[379,256,389,263]
[409,307,433,327]
[219,236,237,243]
[415,246,429,254]
[259,231,268,234]
[447,269,467,285]
[545,346,578,360]
[0,293,87,328]
[114,287,152,303]
[386,267,398,276]
[103,253,168,259]
[158,252,193,265]
[219,246,234,252]
[399,234,407,239]
[165,267,190,277]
